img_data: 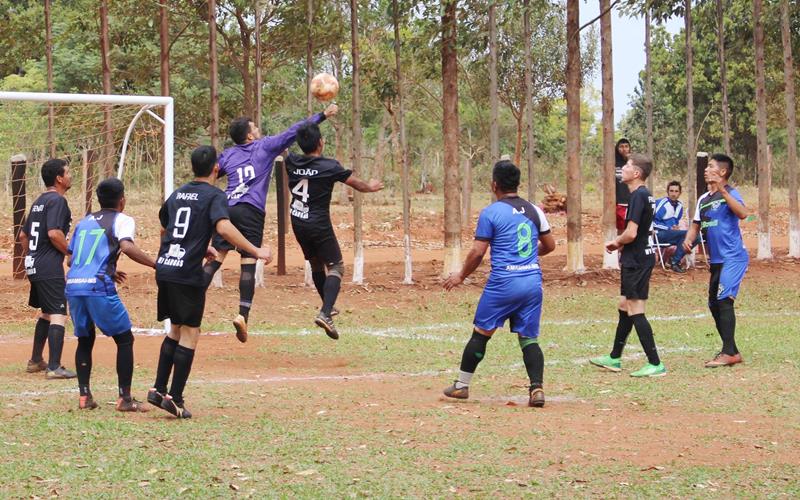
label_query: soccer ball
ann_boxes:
[310,73,339,102]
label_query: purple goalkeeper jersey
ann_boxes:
[218,112,326,213]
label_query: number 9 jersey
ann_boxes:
[156,181,230,287]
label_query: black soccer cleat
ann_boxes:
[443,382,469,400]
[147,388,165,408]
[160,394,192,419]
[314,312,339,340]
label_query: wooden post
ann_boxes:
[84,148,96,215]
[275,156,287,276]
[696,152,708,201]
[11,154,27,279]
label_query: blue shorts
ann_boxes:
[473,274,543,339]
[68,295,132,337]
[709,259,748,303]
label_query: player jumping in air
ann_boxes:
[683,153,749,367]
[285,122,383,339]
[590,153,666,377]
[442,160,555,407]
[66,178,156,411]
[148,146,272,418]
[205,104,338,343]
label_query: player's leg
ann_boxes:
[27,281,49,372]
[150,281,182,407]
[202,248,227,287]
[705,263,725,364]
[705,260,747,367]
[510,279,545,407]
[227,204,265,341]
[590,273,632,371]
[627,266,665,377]
[70,296,98,410]
[313,234,345,340]
[35,278,75,378]
[308,256,326,301]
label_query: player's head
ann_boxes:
[97,177,125,210]
[623,153,652,182]
[709,153,734,180]
[229,117,261,145]
[667,180,682,201]
[492,160,520,194]
[191,145,218,178]
[296,122,324,155]
[616,138,631,161]
[41,158,71,190]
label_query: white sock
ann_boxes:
[455,371,473,388]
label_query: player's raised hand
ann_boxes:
[443,272,463,291]
[366,179,384,192]
[255,245,273,265]
[324,103,339,118]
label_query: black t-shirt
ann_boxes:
[285,153,352,231]
[23,191,71,281]
[620,185,655,268]
[615,161,631,205]
[156,181,229,287]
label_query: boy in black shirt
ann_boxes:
[147,146,272,418]
[19,158,76,379]
[591,153,666,377]
[286,122,383,339]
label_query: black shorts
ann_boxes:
[157,281,206,328]
[293,224,343,266]
[211,202,265,258]
[620,265,653,300]
[29,278,67,315]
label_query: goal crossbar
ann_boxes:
[0,91,175,199]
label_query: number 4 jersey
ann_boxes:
[475,196,551,281]
[23,191,72,281]
[156,181,230,287]
[66,209,134,297]
[285,153,352,229]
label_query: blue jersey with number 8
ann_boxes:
[475,197,551,280]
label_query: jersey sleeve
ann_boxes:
[46,196,71,234]
[475,208,494,241]
[625,190,646,227]
[532,205,551,235]
[331,160,353,183]
[159,200,169,229]
[114,213,136,242]
[730,188,745,206]
[262,113,326,155]
[208,190,230,226]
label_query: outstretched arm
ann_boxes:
[538,232,556,256]
[266,104,338,154]
[120,240,156,269]
[345,175,383,193]
[215,218,273,264]
[443,240,490,291]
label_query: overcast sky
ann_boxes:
[579,3,683,125]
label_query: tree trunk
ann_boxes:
[754,0,771,259]
[254,2,263,128]
[717,0,731,157]
[513,112,523,166]
[160,5,170,97]
[374,109,388,181]
[350,0,365,283]
[442,0,462,277]
[391,0,412,284]
[566,0,584,273]
[462,155,472,231]
[782,0,799,257]
[645,7,654,191]
[600,0,618,269]
[45,0,54,157]
[306,0,314,116]
[209,0,220,150]
[685,0,696,212]
[489,1,499,167]
[100,0,114,177]
[523,0,535,202]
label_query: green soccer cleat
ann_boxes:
[630,362,667,378]
[589,354,622,372]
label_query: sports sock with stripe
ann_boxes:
[610,309,633,359]
[456,330,490,387]
[46,324,65,371]
[521,339,544,389]
[75,330,95,397]
[169,345,196,404]
[717,298,739,355]
[31,317,49,363]
[630,313,660,365]
[113,331,135,400]
[154,336,178,394]
[202,260,222,287]
[239,263,256,322]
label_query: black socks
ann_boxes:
[630,314,660,366]
[716,298,739,355]
[76,330,96,397]
[154,336,179,394]
[202,260,222,287]
[610,309,633,359]
[169,345,196,404]
[459,330,490,374]
[312,271,326,300]
[47,324,65,371]
[239,264,256,322]
[522,342,544,389]
[321,275,342,316]
[31,317,49,363]
[113,331,135,399]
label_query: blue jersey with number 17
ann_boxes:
[475,197,551,280]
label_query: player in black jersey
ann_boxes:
[286,122,383,339]
[19,159,76,379]
[147,146,272,418]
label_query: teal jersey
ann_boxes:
[693,187,748,264]
[66,210,135,297]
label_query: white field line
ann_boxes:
[0,346,702,398]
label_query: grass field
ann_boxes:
[1,259,799,498]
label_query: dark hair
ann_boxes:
[492,160,520,193]
[191,145,217,177]
[41,158,67,187]
[667,180,682,192]
[710,153,734,179]
[229,117,253,145]
[615,138,631,167]
[629,153,653,180]
[96,177,125,209]
[296,122,322,154]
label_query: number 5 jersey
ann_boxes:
[23,191,72,281]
